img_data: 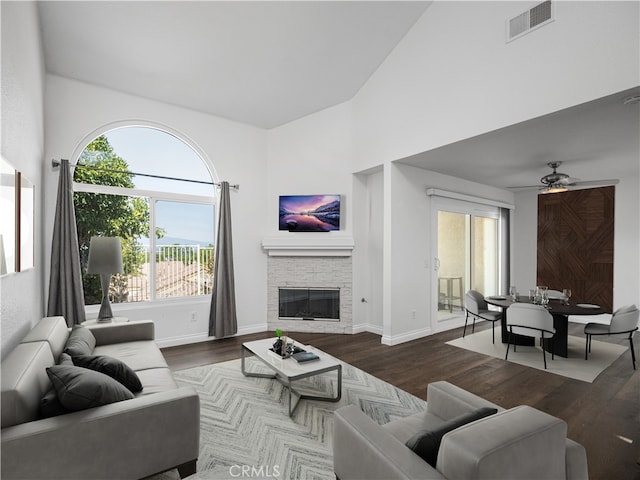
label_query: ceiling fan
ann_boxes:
[509,162,619,193]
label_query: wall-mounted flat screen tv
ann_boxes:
[279,195,340,232]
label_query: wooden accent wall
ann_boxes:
[537,186,614,312]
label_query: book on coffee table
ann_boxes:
[292,351,320,363]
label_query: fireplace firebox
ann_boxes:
[278,288,340,321]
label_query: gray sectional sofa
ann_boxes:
[1,316,200,480]
[334,381,588,480]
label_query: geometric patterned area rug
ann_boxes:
[446,328,628,383]
[172,357,427,480]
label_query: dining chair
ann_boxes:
[546,289,567,301]
[584,304,639,370]
[505,303,555,369]
[464,290,502,343]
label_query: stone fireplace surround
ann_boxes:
[263,236,354,334]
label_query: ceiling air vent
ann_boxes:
[507,0,554,42]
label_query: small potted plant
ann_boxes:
[273,329,284,356]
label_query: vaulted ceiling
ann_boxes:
[38,1,430,129]
[37,1,638,189]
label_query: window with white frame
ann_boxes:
[73,126,215,306]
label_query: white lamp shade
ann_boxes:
[87,237,124,274]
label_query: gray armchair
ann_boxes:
[584,304,639,369]
[333,381,588,480]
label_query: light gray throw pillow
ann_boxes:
[63,326,96,356]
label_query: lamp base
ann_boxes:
[97,273,114,321]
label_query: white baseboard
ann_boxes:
[435,314,466,333]
[381,326,433,346]
[351,323,383,335]
[238,322,270,335]
[157,321,454,349]
[156,333,211,348]
[156,322,269,348]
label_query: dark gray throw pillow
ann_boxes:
[39,387,69,418]
[39,353,75,418]
[405,407,498,467]
[72,355,143,393]
[46,365,134,411]
[63,326,96,356]
[58,352,73,365]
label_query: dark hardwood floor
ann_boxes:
[161,322,640,480]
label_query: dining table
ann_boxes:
[484,295,608,358]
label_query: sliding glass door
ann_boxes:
[472,215,499,296]
[436,210,468,316]
[432,196,506,330]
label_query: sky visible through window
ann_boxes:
[104,127,215,246]
[156,201,214,247]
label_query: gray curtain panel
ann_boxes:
[209,181,238,338]
[47,159,86,326]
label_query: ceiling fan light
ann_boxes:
[543,185,568,194]
[623,95,640,105]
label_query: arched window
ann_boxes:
[73,126,215,306]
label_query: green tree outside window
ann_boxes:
[74,136,164,304]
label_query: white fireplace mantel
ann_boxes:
[262,235,355,257]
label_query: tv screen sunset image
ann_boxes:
[279,195,340,232]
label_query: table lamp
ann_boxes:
[87,236,123,322]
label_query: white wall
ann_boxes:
[0,1,46,358]
[352,168,383,334]
[347,0,639,343]
[381,164,514,345]
[3,1,637,354]
[352,1,640,171]
[266,102,354,237]
[264,103,358,334]
[511,189,538,293]
[43,75,269,346]
[613,176,640,308]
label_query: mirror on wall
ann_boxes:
[17,172,35,271]
[0,157,16,275]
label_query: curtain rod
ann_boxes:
[51,159,239,190]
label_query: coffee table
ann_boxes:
[241,337,342,417]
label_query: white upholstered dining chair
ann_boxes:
[464,290,502,343]
[546,289,568,301]
[584,304,639,370]
[505,303,555,369]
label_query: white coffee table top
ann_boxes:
[242,337,340,379]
